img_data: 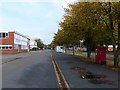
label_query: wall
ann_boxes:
[0,31,30,53]
[0,49,28,53]
[0,32,14,46]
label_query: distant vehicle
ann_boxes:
[55,46,65,53]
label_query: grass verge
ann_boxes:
[68,51,114,60]
[65,52,120,72]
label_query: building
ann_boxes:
[0,31,30,53]
[30,40,38,49]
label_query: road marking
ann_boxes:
[50,52,70,89]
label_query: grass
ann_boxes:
[67,51,114,60]
[65,52,120,72]
[65,52,95,63]
[107,51,114,54]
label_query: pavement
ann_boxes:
[2,50,58,88]
[53,51,119,88]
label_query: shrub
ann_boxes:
[31,47,39,51]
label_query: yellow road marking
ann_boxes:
[50,52,70,89]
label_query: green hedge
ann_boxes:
[31,47,39,51]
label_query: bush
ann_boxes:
[31,47,39,51]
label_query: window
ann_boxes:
[9,46,12,49]
[6,33,8,38]
[0,33,9,38]
[0,33,1,38]
[21,45,27,49]
[2,46,5,49]
[0,45,12,49]
[3,33,5,38]
[6,46,9,49]
[14,44,18,49]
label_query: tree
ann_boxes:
[61,2,110,58]
[95,2,120,67]
[52,2,120,67]
[35,39,44,49]
[61,2,120,66]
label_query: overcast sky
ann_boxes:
[0,0,76,44]
[0,0,117,44]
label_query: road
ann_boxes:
[2,50,119,89]
[2,50,58,88]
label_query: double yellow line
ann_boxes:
[50,52,70,89]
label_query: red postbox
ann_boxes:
[95,47,106,65]
[95,47,101,64]
[100,48,106,65]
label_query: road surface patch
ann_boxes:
[70,66,117,86]
[80,71,117,86]
[70,66,87,71]
[2,57,22,64]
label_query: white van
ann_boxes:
[55,46,65,53]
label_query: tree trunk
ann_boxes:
[113,45,118,67]
[113,23,120,67]
[115,22,120,67]
[108,3,118,67]
[87,46,91,59]
[106,44,108,51]
[73,46,75,55]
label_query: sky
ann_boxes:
[0,0,76,44]
[0,0,118,44]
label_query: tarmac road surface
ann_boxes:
[2,50,119,89]
[2,50,58,88]
[53,51,119,88]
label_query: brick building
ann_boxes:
[0,31,30,53]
